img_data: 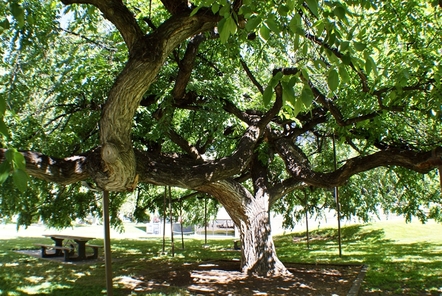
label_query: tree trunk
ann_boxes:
[198,180,289,276]
[239,189,288,276]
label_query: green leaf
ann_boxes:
[327,69,339,91]
[353,41,366,51]
[0,160,10,184]
[289,14,303,35]
[266,17,280,34]
[224,15,237,38]
[0,19,10,31]
[12,169,29,193]
[305,0,319,17]
[218,18,230,43]
[190,7,200,17]
[302,42,309,56]
[277,5,290,16]
[365,54,377,76]
[5,148,17,162]
[226,15,237,35]
[340,41,350,52]
[282,81,296,107]
[13,151,26,170]
[271,71,283,87]
[287,0,296,10]
[301,67,310,81]
[293,34,300,49]
[211,3,220,14]
[0,97,6,115]
[245,15,261,31]
[315,20,325,36]
[219,3,230,16]
[259,24,270,41]
[334,6,346,20]
[313,59,326,70]
[10,2,25,28]
[365,58,372,76]
[301,85,314,108]
[262,85,274,107]
[341,54,351,65]
[288,75,298,87]
[0,117,8,137]
[294,95,303,115]
[338,64,350,83]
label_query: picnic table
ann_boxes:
[35,234,103,262]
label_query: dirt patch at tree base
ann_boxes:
[116,260,365,295]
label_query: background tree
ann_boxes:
[1,0,441,276]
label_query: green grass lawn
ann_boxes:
[275,219,442,295]
[0,220,441,295]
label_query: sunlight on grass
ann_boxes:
[24,276,44,283]
[121,248,143,255]
[275,220,442,294]
[18,282,71,294]
[391,256,436,263]
[367,220,442,243]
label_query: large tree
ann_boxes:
[1,0,441,276]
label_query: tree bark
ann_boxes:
[93,14,217,192]
[240,189,288,276]
[198,180,288,276]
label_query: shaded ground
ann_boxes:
[115,260,364,295]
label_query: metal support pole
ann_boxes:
[305,208,310,250]
[103,191,113,296]
[204,197,207,246]
[438,166,442,190]
[162,186,167,253]
[180,199,184,250]
[333,133,342,257]
[169,186,174,257]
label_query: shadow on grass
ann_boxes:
[0,236,237,295]
[275,225,442,295]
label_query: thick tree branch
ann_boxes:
[275,139,442,189]
[222,99,252,123]
[172,34,205,100]
[0,149,89,184]
[98,12,218,191]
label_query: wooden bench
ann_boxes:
[34,243,73,261]
[85,244,103,259]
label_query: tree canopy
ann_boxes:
[1,0,441,275]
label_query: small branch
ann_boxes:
[304,32,369,92]
[167,129,203,161]
[240,58,264,94]
[58,28,117,52]
[308,81,379,127]
[142,17,157,30]
[60,0,144,50]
